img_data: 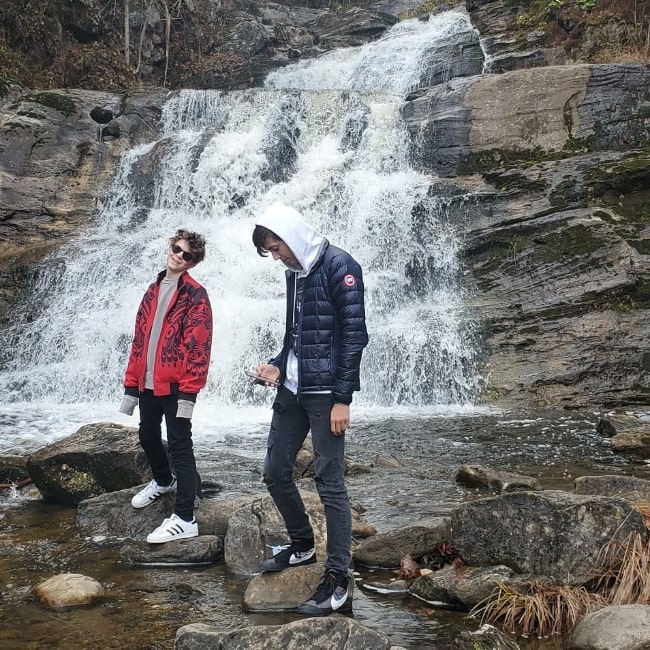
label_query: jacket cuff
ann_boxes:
[124,386,140,398]
[179,392,197,403]
[333,393,352,405]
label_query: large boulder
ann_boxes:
[568,604,650,650]
[175,618,391,650]
[242,562,332,612]
[223,492,318,576]
[119,536,223,566]
[76,485,230,541]
[26,423,154,505]
[224,490,374,575]
[450,490,648,583]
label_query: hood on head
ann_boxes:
[256,201,326,273]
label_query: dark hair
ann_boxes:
[171,229,206,263]
[252,225,279,257]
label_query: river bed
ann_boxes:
[1,408,648,650]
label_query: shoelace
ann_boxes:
[274,545,301,561]
[143,480,160,496]
[310,572,339,601]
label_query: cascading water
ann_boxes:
[0,10,486,454]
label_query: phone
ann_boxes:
[245,370,280,387]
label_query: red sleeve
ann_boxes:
[179,288,213,394]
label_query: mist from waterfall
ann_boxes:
[0,10,486,454]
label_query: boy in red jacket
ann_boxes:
[120,229,212,543]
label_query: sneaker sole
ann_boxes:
[146,530,198,544]
[132,498,163,509]
[259,555,317,573]
[296,600,352,616]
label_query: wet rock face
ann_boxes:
[402,63,650,408]
[0,86,167,326]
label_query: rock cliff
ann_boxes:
[402,62,650,407]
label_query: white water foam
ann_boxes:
[0,10,486,454]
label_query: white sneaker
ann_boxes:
[131,477,177,509]
[146,513,198,543]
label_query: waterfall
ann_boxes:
[0,10,484,452]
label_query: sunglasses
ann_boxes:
[171,243,195,262]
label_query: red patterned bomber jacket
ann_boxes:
[123,270,212,401]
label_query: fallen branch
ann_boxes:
[0,477,33,490]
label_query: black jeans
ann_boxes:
[138,390,196,521]
[263,386,351,574]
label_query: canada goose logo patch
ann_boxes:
[343,274,356,288]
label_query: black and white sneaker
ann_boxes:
[131,477,177,508]
[297,571,352,616]
[258,540,317,572]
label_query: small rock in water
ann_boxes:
[33,573,105,608]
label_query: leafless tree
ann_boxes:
[124,0,130,67]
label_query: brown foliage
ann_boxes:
[395,554,421,581]
[591,505,650,605]
[472,581,607,637]
[422,542,463,570]
[394,543,463,581]
[0,1,647,91]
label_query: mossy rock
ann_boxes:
[25,92,78,117]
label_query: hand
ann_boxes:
[176,399,194,419]
[119,395,138,416]
[331,403,349,436]
[255,363,281,388]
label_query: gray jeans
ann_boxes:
[263,386,351,574]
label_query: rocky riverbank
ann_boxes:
[4,411,650,648]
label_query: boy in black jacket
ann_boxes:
[252,201,368,616]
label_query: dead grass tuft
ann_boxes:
[592,523,650,605]
[471,581,607,637]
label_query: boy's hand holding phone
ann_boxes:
[247,364,281,388]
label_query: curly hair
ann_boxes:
[170,229,206,263]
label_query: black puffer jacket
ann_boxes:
[270,242,368,404]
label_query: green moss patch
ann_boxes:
[25,92,78,117]
[0,78,11,98]
[585,152,650,221]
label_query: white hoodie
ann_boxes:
[256,202,328,393]
[256,202,326,276]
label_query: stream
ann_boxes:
[2,407,647,650]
